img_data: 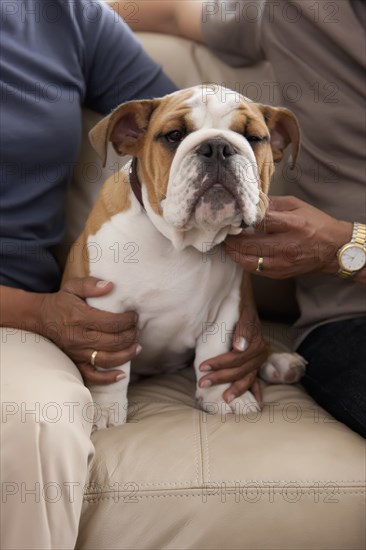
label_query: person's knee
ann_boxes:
[2,389,95,480]
[1,410,95,519]
[3,402,93,452]
[1,403,95,550]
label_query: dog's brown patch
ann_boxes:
[62,169,131,283]
[139,89,195,216]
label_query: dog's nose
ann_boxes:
[196,139,236,161]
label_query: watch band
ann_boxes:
[353,222,366,247]
[337,222,366,279]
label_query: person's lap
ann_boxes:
[297,316,366,438]
[1,315,365,549]
[0,327,95,550]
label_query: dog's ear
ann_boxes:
[89,99,158,167]
[259,105,300,168]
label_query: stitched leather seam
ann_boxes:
[192,408,201,484]
[196,409,206,483]
[83,490,366,503]
[203,419,211,483]
[87,480,365,488]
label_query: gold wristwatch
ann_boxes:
[337,222,366,279]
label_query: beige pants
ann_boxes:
[0,328,95,550]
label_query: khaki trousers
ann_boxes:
[0,328,95,550]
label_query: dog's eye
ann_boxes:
[165,130,185,144]
[245,135,264,144]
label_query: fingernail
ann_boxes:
[135,344,142,355]
[200,379,212,388]
[199,364,212,372]
[234,337,248,352]
[115,373,126,382]
[226,393,236,404]
[96,280,111,288]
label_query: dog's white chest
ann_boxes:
[87,208,241,372]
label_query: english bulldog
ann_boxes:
[63,85,306,430]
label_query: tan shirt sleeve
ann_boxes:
[201,0,266,66]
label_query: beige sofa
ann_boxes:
[68,34,365,550]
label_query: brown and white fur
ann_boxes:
[63,85,306,429]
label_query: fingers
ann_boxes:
[78,363,125,385]
[62,277,114,299]
[85,312,138,341]
[200,347,261,373]
[199,347,267,387]
[225,233,270,256]
[199,362,251,388]
[82,309,138,336]
[268,195,302,211]
[262,210,289,234]
[233,315,263,352]
[77,343,142,385]
[83,312,138,351]
[222,372,263,406]
[224,234,275,274]
[264,209,306,234]
[224,226,299,278]
[232,334,249,353]
[63,278,138,332]
[247,377,263,407]
[88,344,141,369]
[61,278,140,347]
[63,310,139,360]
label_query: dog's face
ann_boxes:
[90,85,300,247]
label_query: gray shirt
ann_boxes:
[202,0,366,343]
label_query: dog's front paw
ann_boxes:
[196,385,260,416]
[259,352,307,385]
[91,395,128,431]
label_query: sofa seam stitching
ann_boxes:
[83,490,366,502]
[87,480,365,488]
[192,408,200,484]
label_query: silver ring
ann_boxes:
[90,350,99,367]
[255,257,264,272]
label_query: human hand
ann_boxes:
[198,292,267,407]
[225,195,352,279]
[39,277,140,384]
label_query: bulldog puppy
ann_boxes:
[63,85,306,430]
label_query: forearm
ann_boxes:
[111,0,205,43]
[0,285,45,332]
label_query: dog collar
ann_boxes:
[129,157,144,209]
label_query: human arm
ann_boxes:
[0,278,140,384]
[111,0,265,66]
[225,195,366,284]
[198,271,267,406]
[111,0,205,43]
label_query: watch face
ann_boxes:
[340,244,366,271]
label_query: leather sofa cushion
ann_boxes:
[77,365,365,549]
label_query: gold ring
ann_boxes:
[255,257,264,272]
[90,350,99,367]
